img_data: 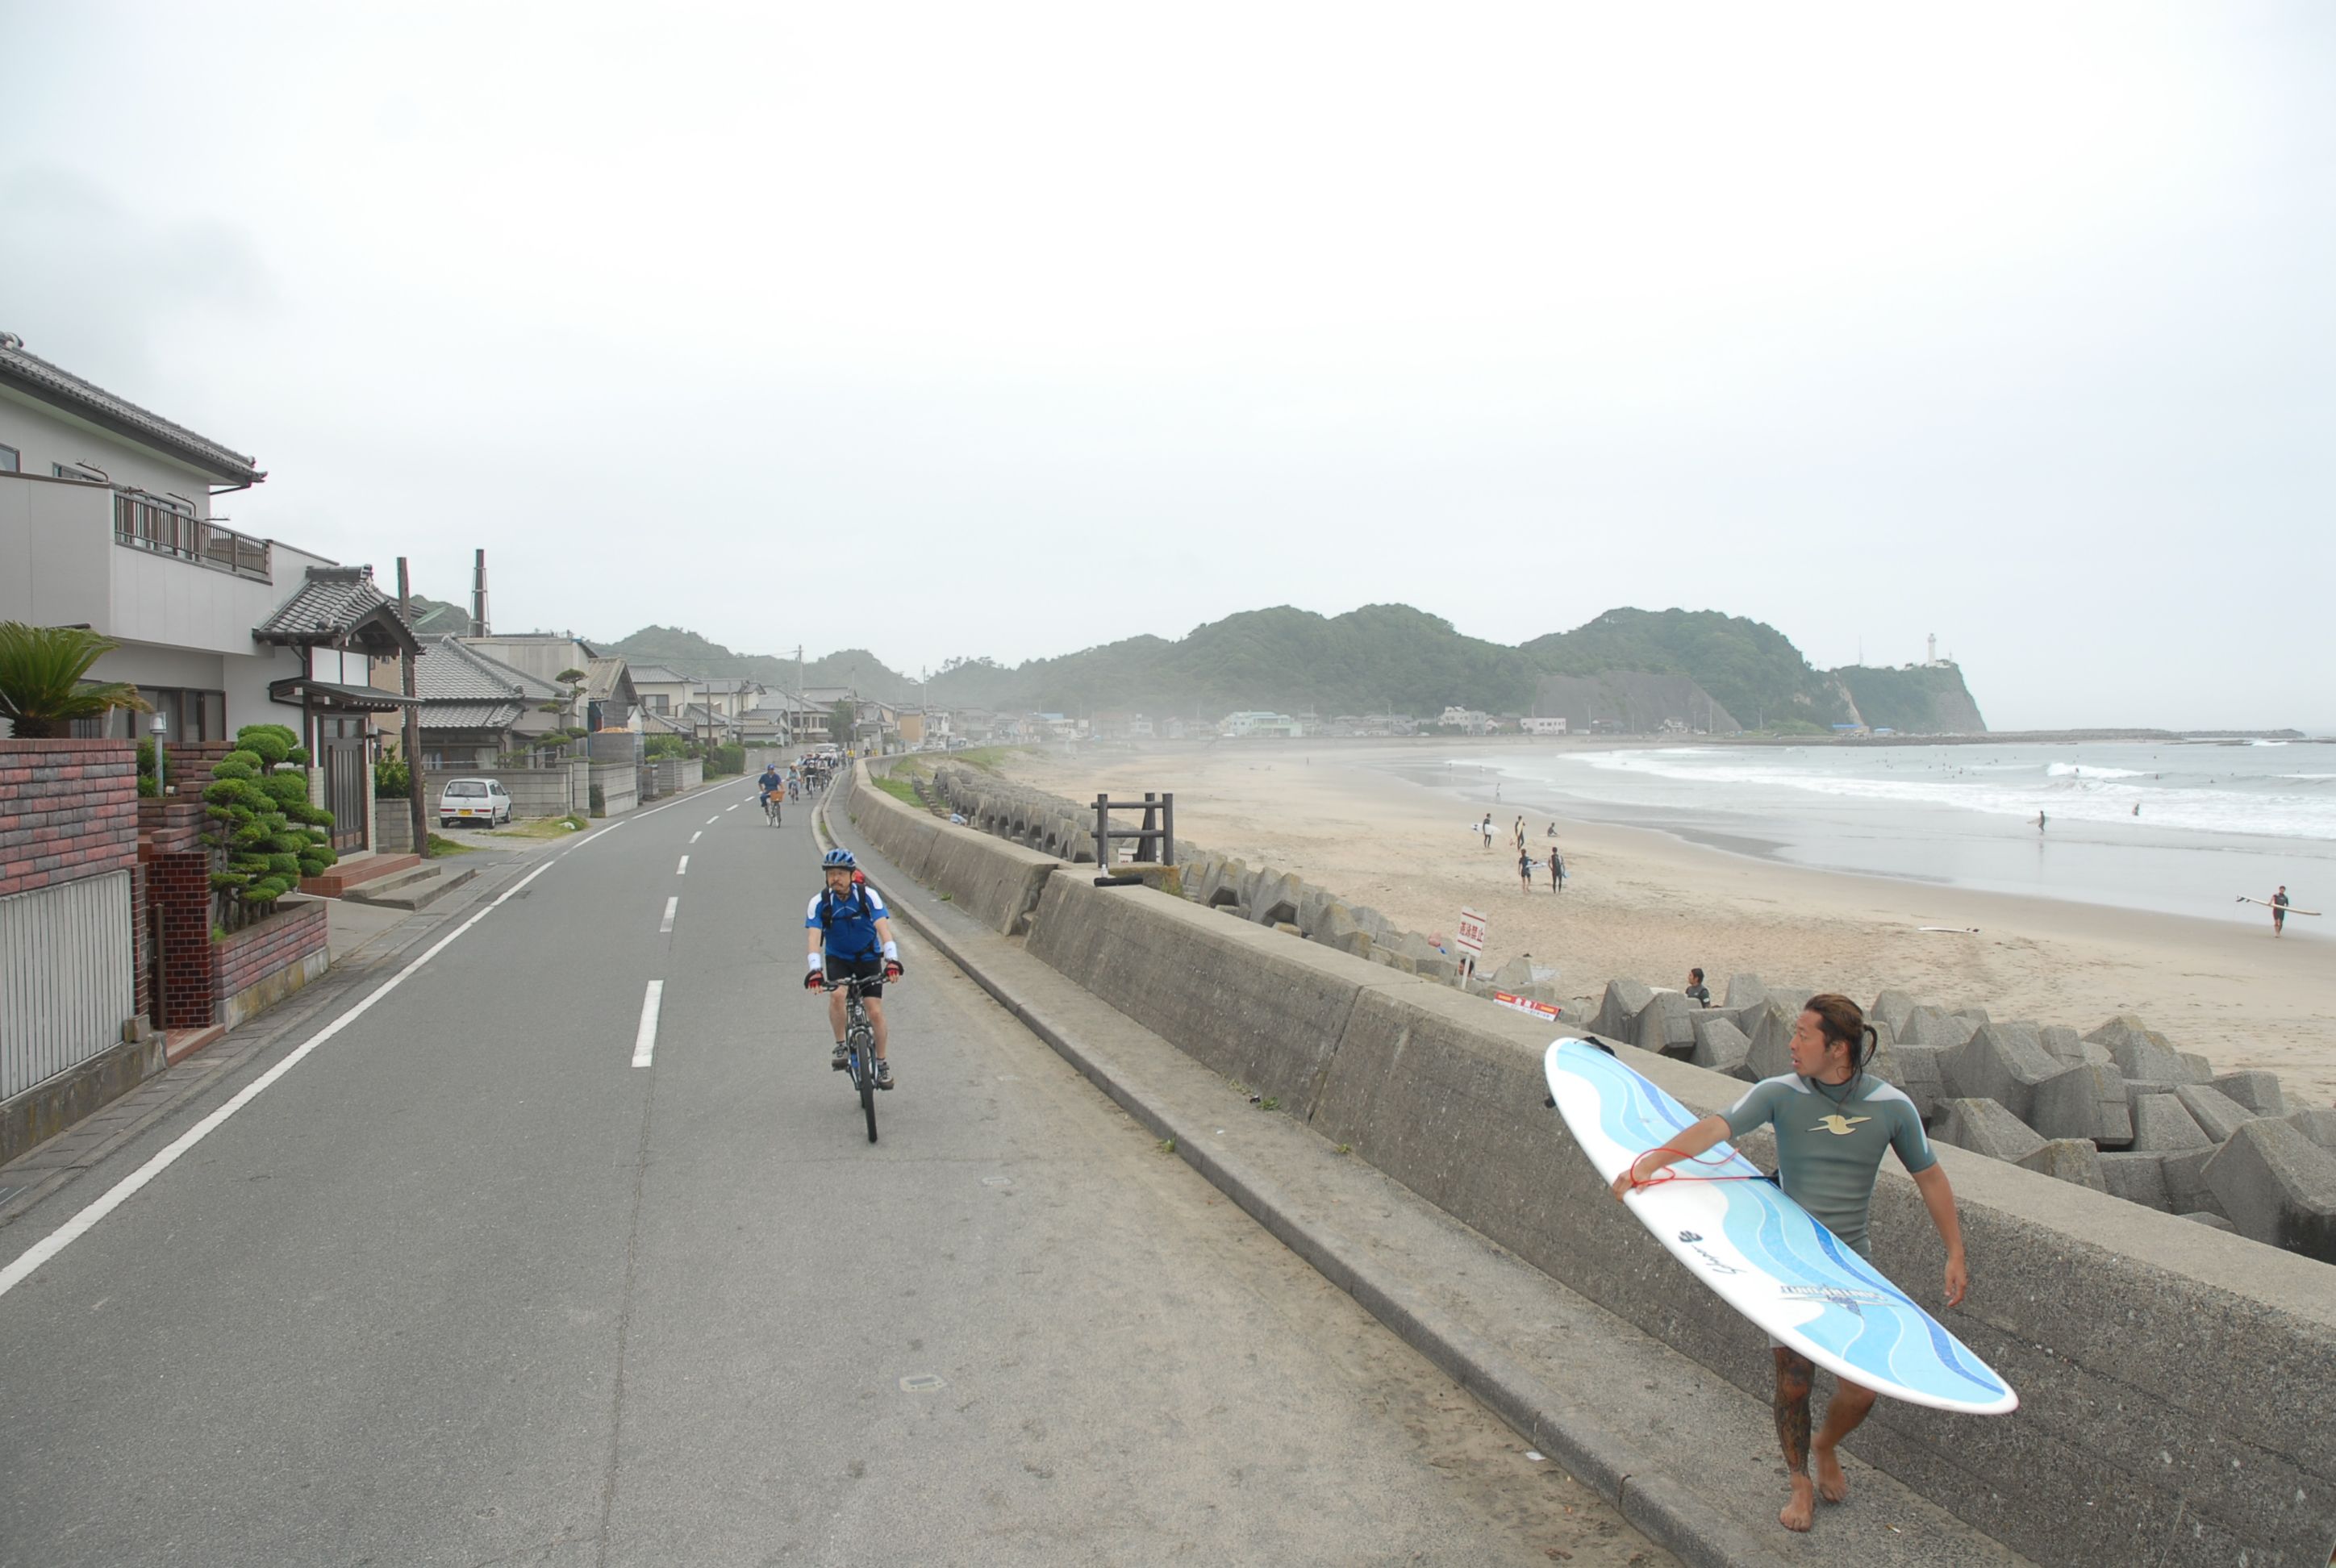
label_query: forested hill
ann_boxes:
[597,607,1987,734]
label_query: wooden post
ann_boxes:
[397,558,427,854]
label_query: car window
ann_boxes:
[447,781,486,797]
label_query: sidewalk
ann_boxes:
[817,793,2035,1568]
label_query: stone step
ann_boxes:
[340,865,476,911]
[298,853,423,898]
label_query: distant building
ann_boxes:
[1221,710,1303,739]
[1437,707,1491,734]
[1521,716,1569,736]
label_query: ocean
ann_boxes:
[1450,740,2334,932]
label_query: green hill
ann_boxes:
[1526,608,1856,732]
[603,627,917,701]
[1835,664,1988,733]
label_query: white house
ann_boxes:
[1221,710,1303,738]
[0,332,420,849]
[1521,715,1570,736]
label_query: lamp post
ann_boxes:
[150,711,169,795]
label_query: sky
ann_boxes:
[2,2,2330,731]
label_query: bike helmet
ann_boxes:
[821,848,857,869]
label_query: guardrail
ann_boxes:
[113,493,270,582]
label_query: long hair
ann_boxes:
[1803,992,1878,1078]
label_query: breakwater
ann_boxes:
[853,757,2336,1566]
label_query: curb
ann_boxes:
[820,779,1791,1568]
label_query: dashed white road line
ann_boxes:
[727,802,744,812]
[676,856,689,876]
[707,816,719,825]
[689,831,702,844]
[632,980,664,1068]
[661,896,678,933]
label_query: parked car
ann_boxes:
[437,778,513,828]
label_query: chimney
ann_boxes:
[472,549,490,638]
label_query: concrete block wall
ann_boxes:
[588,761,636,819]
[420,767,577,821]
[211,898,329,1030]
[0,738,140,898]
[845,763,2336,1568]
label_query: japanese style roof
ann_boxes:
[0,332,266,485]
[420,700,526,731]
[413,636,562,729]
[253,565,423,655]
[584,657,637,707]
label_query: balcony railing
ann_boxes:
[113,493,271,582]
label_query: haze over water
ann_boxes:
[1467,742,2334,932]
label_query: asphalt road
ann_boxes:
[0,785,1666,1567]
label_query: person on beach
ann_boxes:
[1683,968,1711,1007]
[2272,886,2289,937]
[1481,813,1495,849]
[1518,847,1534,893]
[2035,811,2046,833]
[1549,850,1564,892]
[1610,994,1967,1534]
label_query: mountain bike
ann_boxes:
[821,971,891,1143]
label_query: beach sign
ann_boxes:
[1455,908,1487,957]
[1495,990,1562,1021]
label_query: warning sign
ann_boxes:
[1494,991,1562,1022]
[1455,908,1488,957]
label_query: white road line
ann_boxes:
[676,856,689,876]
[726,803,743,813]
[706,816,719,825]
[0,851,569,1302]
[689,831,701,844]
[632,980,664,1068]
[661,896,678,933]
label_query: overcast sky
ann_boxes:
[3,2,2329,729]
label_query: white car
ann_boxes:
[437,778,513,828]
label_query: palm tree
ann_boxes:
[0,622,152,739]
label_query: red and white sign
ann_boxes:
[1455,908,1488,957]
[1494,991,1563,1022]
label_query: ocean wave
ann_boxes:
[2046,763,2145,779]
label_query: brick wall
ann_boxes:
[146,850,215,1029]
[0,739,139,899]
[213,898,327,1001]
[140,741,233,856]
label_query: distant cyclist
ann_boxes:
[758,762,783,819]
[803,848,903,1086]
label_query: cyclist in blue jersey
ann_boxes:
[757,763,783,815]
[803,848,903,1086]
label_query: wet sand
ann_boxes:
[996,740,2336,1107]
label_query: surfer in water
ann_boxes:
[1610,994,1969,1533]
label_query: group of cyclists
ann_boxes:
[755,750,904,1091]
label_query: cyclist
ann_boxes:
[757,761,784,820]
[803,848,903,1086]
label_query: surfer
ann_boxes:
[1517,848,1536,893]
[1549,849,1564,893]
[1683,968,1711,1007]
[2272,886,2289,937]
[1610,995,1968,1533]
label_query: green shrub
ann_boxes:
[138,774,160,798]
[236,724,294,767]
[202,727,333,911]
[374,756,411,798]
[211,753,263,781]
[261,773,310,808]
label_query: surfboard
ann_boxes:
[2238,896,2320,916]
[1543,1037,2017,1416]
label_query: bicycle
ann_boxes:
[820,971,891,1143]
[764,789,782,828]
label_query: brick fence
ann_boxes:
[0,738,139,899]
[212,898,329,1030]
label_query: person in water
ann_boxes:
[1612,994,1969,1533]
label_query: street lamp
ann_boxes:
[150,710,169,795]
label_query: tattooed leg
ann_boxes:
[1773,1348,1817,1532]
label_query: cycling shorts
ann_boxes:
[823,953,884,999]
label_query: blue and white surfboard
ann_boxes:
[1545,1037,2017,1416]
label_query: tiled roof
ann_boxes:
[415,636,561,705]
[419,701,524,731]
[256,565,418,650]
[585,657,636,704]
[628,665,690,685]
[0,332,264,482]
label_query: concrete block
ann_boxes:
[2212,1071,2285,1116]
[2182,1211,2238,1232]
[1721,973,1768,1011]
[2200,1119,2336,1262]
[2283,1107,2336,1149]
[1591,978,1654,1040]
[1938,1023,2063,1122]
[2173,1082,2262,1145]
[2161,1148,2225,1218]
[1875,1041,1944,1120]
[1632,990,1697,1058]
[1686,1013,1750,1077]
[2130,1094,2213,1153]
[2089,1020,2199,1085]
[2029,1061,2134,1146]
[2097,1151,2172,1211]
[2036,1024,2112,1068]
[2015,1138,2108,1191]
[1871,987,1921,1038]
[2179,1051,2216,1082]
[1929,1098,2047,1162]
[1740,998,1797,1082]
[1904,1003,1978,1050]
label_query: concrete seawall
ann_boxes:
[849,762,2336,1566]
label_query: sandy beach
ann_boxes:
[995,740,2336,1107]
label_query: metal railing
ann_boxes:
[113,494,271,582]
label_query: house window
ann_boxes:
[52,462,101,482]
[647,694,670,714]
[0,444,18,472]
[69,686,226,742]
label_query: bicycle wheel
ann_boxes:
[857,1053,878,1143]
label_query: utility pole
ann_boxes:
[396,557,427,855]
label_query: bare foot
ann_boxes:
[1814,1445,1850,1503]
[1779,1478,1816,1533]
